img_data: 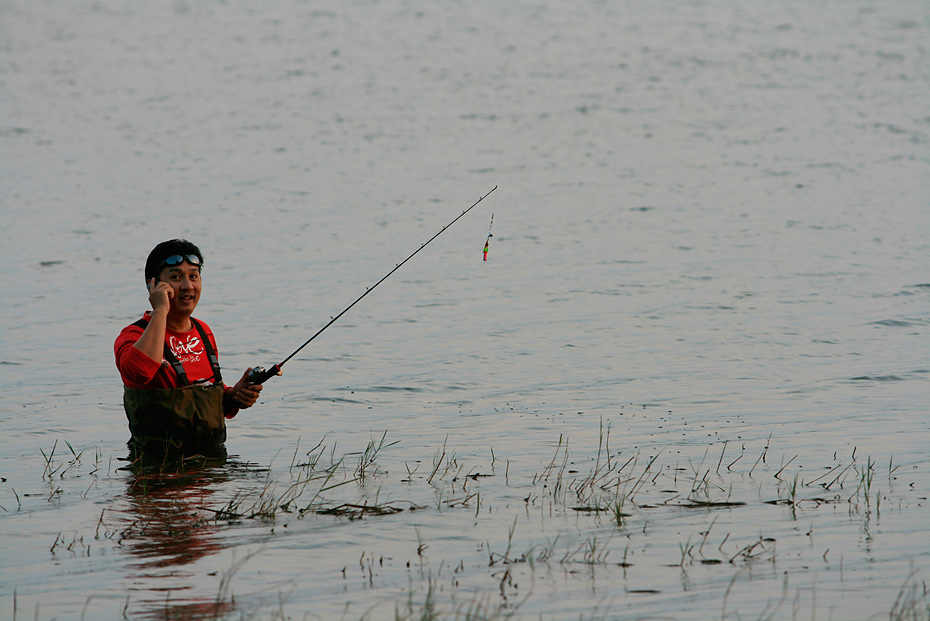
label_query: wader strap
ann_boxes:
[191,318,223,385]
[163,346,191,386]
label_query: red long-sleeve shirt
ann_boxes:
[115,312,238,418]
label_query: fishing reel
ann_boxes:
[247,364,282,385]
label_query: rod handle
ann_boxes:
[247,364,282,385]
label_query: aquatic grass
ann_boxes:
[50,531,89,557]
[37,439,91,498]
[487,526,561,569]
[725,444,745,471]
[754,571,790,621]
[214,547,263,614]
[610,494,630,527]
[728,536,777,565]
[697,516,720,562]
[9,486,21,511]
[889,568,930,621]
[773,454,798,481]
[889,455,902,487]
[806,461,848,489]
[289,437,338,475]
[626,450,664,504]
[197,454,352,522]
[679,535,694,567]
[57,444,85,479]
[298,466,357,515]
[748,432,772,477]
[433,482,447,511]
[863,455,875,508]
[568,420,619,506]
[689,466,711,500]
[315,500,421,520]
[40,440,58,480]
[676,498,747,509]
[32,433,926,619]
[444,491,478,511]
[533,434,569,493]
[288,434,303,470]
[488,517,519,566]
[561,533,613,565]
[841,455,880,515]
[394,579,521,621]
[428,436,454,485]
[715,439,732,474]
[356,431,399,482]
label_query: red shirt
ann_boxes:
[115,312,238,417]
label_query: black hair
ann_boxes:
[144,239,204,282]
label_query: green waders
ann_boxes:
[124,384,227,452]
[123,317,227,453]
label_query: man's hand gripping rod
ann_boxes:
[247,186,498,385]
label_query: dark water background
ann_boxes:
[1,1,928,618]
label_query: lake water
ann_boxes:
[1,0,928,619]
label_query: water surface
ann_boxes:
[1,0,928,618]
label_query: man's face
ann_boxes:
[157,261,202,316]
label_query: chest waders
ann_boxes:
[124,317,226,452]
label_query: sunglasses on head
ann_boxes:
[160,254,201,269]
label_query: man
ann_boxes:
[115,239,263,452]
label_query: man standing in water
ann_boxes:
[115,239,264,453]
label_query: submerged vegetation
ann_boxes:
[3,426,928,620]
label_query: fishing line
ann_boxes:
[483,213,494,262]
[247,185,498,384]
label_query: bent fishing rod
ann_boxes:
[247,185,498,385]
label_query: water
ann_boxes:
[1,0,928,618]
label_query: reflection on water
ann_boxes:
[118,450,246,619]
[122,450,229,571]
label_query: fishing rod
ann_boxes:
[247,185,498,385]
